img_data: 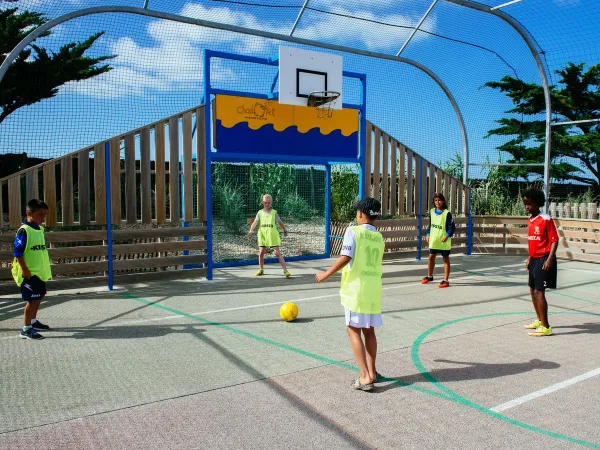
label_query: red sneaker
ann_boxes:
[439,280,449,288]
[421,277,433,284]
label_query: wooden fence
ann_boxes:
[549,202,599,220]
[0,105,207,228]
[365,122,470,218]
[471,216,600,264]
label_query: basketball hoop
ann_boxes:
[307,91,340,118]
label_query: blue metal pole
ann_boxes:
[104,141,114,290]
[325,164,331,257]
[467,188,473,255]
[204,51,213,280]
[358,75,367,200]
[417,158,423,261]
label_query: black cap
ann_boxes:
[352,197,381,217]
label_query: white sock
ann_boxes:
[32,318,38,324]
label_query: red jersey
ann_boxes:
[527,213,559,258]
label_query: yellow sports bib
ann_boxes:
[257,209,281,247]
[429,208,451,250]
[340,226,384,314]
[12,225,52,287]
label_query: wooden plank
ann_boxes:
[385,240,419,250]
[450,178,457,215]
[155,121,166,223]
[464,187,470,216]
[436,168,443,194]
[78,150,90,225]
[389,140,397,216]
[380,229,419,239]
[554,219,600,230]
[25,169,38,201]
[428,163,435,207]
[140,127,152,224]
[43,162,57,226]
[8,176,22,228]
[112,226,206,240]
[406,149,413,215]
[61,156,74,225]
[376,218,419,228]
[124,133,137,224]
[443,173,450,203]
[169,117,180,222]
[558,229,600,240]
[381,133,389,215]
[196,107,207,222]
[0,182,3,228]
[414,154,422,216]
[52,260,108,276]
[373,127,381,200]
[398,144,405,215]
[457,183,463,216]
[114,254,207,271]
[110,138,121,225]
[93,144,106,225]
[473,216,528,225]
[365,123,372,197]
[183,112,194,222]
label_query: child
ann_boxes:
[247,194,291,278]
[11,199,52,340]
[522,187,558,337]
[315,197,384,391]
[421,193,455,288]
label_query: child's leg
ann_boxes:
[442,255,450,281]
[258,247,266,270]
[529,287,541,320]
[362,327,377,381]
[427,253,436,277]
[24,298,42,327]
[273,247,287,271]
[533,289,550,328]
[346,326,371,384]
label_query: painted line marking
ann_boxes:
[490,367,600,412]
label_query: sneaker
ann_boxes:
[439,280,449,288]
[524,319,542,329]
[284,270,291,278]
[32,320,50,330]
[20,328,44,340]
[529,326,552,337]
[421,276,433,284]
[254,269,264,276]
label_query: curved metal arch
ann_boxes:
[443,0,552,205]
[0,5,468,183]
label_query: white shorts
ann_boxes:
[344,307,383,328]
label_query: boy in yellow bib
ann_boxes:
[11,199,52,340]
[421,193,455,288]
[247,194,291,277]
[315,197,384,391]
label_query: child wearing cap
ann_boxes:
[315,197,385,391]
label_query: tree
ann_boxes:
[0,8,114,124]
[485,62,600,187]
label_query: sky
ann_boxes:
[1,0,598,182]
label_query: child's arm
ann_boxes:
[315,256,351,283]
[247,218,259,237]
[542,219,559,271]
[277,218,288,237]
[442,212,455,243]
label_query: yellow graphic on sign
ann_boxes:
[215,95,358,136]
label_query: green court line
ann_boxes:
[454,267,600,306]
[412,311,600,449]
[119,292,453,401]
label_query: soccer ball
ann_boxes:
[279,302,298,322]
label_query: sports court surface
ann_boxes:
[1,254,599,449]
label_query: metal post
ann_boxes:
[325,164,331,257]
[417,158,423,261]
[466,189,473,255]
[396,0,439,57]
[104,141,114,290]
[358,75,367,200]
[204,51,213,280]
[290,0,310,37]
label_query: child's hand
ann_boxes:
[22,268,32,279]
[525,258,530,271]
[247,231,253,239]
[425,236,429,243]
[284,230,288,237]
[315,271,328,283]
[542,258,553,271]
[441,236,448,243]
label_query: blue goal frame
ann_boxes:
[203,49,366,280]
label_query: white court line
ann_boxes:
[490,367,600,412]
[561,268,600,274]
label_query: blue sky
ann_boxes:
[2,0,598,181]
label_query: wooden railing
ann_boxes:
[0,105,207,228]
[366,122,470,217]
[472,216,600,264]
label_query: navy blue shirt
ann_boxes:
[13,222,41,257]
[426,209,455,238]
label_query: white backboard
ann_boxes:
[278,46,343,110]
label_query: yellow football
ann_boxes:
[279,302,299,322]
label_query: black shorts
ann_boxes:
[20,276,47,302]
[429,249,451,257]
[528,255,557,291]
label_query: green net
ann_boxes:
[210,162,327,264]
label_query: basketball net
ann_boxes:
[307,91,340,119]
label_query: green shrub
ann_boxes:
[280,194,313,222]
[213,182,245,234]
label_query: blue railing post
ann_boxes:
[104,141,114,290]
[325,164,331,256]
[358,74,367,200]
[204,50,213,280]
[466,188,473,255]
[416,158,423,261]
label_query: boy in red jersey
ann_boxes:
[522,188,558,337]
